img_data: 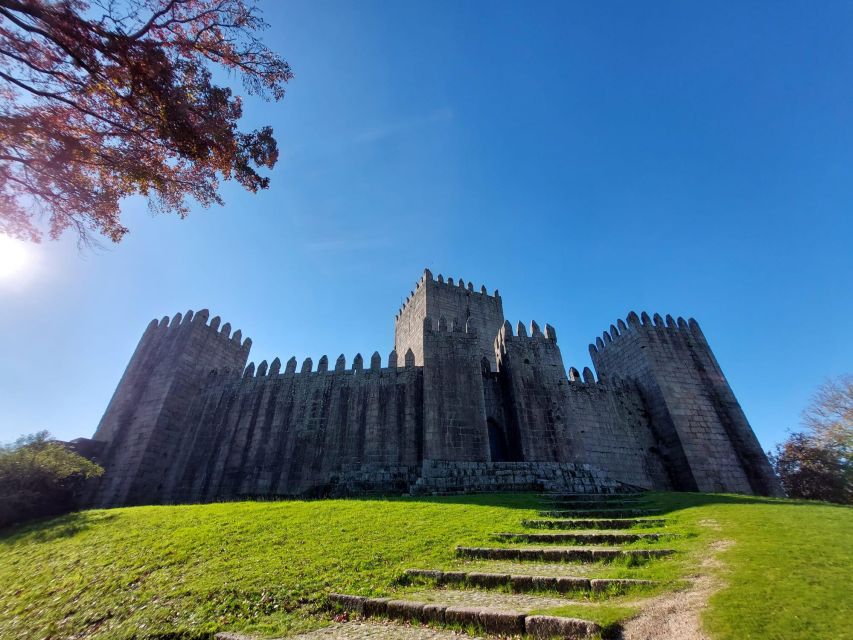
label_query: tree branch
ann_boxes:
[124,0,183,40]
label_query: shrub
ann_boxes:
[770,374,852,504]
[0,431,103,528]
[771,432,850,504]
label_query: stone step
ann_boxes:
[404,568,656,594]
[545,499,648,509]
[540,508,662,518]
[328,593,600,638]
[493,531,663,544]
[286,621,493,639]
[445,560,623,578]
[523,518,666,530]
[456,546,674,562]
[404,588,578,611]
[540,492,647,500]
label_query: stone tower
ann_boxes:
[89,310,250,506]
[589,312,780,495]
[395,269,505,370]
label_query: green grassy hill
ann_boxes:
[0,493,849,640]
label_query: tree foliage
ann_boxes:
[0,430,103,528]
[771,375,852,504]
[0,0,292,244]
[801,374,853,460]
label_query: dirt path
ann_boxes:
[620,533,732,640]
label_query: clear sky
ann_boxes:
[1,0,851,453]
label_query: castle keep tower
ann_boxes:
[84,269,783,506]
[395,269,505,370]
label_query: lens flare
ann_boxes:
[0,235,29,281]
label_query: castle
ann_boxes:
[84,269,783,506]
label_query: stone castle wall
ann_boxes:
[493,321,671,490]
[159,353,423,502]
[562,380,672,490]
[86,269,784,506]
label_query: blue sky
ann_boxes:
[1,0,851,452]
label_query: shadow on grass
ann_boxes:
[8,490,845,543]
[296,490,850,513]
[223,490,546,511]
[267,489,852,519]
[0,510,118,544]
[168,489,853,513]
[643,491,852,514]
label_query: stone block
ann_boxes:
[361,597,390,618]
[478,608,526,635]
[421,603,446,624]
[555,577,590,593]
[510,574,536,591]
[327,593,365,614]
[525,615,601,638]
[590,578,654,592]
[468,572,510,588]
[405,569,443,582]
[440,571,467,585]
[386,599,425,622]
[542,548,590,562]
[444,606,482,628]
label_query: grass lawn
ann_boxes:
[0,492,849,640]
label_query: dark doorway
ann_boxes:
[488,419,510,462]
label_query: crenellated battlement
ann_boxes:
[567,366,600,385]
[143,308,252,353]
[564,366,632,390]
[429,269,500,298]
[493,319,558,349]
[236,348,417,380]
[422,314,480,335]
[587,310,703,358]
[395,268,501,320]
[492,320,636,386]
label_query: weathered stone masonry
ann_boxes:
[84,269,783,506]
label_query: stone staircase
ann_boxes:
[307,493,675,639]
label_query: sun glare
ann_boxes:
[0,235,30,281]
